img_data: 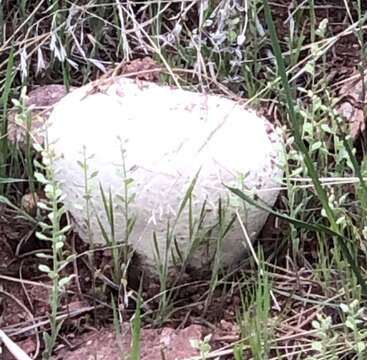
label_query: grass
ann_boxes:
[0,0,367,359]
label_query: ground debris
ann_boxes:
[53,324,203,360]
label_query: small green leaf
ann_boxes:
[59,275,74,289]
[36,232,51,241]
[34,172,48,184]
[356,341,366,353]
[90,170,99,178]
[39,264,51,273]
[340,303,349,313]
[55,241,64,250]
[37,202,51,211]
[36,253,52,259]
[311,320,320,329]
[310,141,322,152]
[311,341,323,352]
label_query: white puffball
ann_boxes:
[46,77,284,271]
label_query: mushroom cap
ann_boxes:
[46,77,284,272]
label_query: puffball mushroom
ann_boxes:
[45,77,284,272]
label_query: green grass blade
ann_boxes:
[262,0,337,227]
[129,283,142,360]
[0,47,15,194]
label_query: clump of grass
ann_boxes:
[77,145,99,322]
[94,138,136,287]
[152,170,202,324]
[240,256,273,360]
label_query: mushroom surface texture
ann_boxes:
[45,77,284,272]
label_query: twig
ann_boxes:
[0,329,32,360]
[0,289,40,359]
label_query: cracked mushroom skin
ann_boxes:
[45,77,284,272]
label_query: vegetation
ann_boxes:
[0,0,366,359]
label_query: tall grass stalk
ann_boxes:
[34,137,74,359]
[129,282,142,360]
[93,143,136,287]
[11,87,37,203]
[244,257,272,360]
[204,200,236,313]
[78,145,98,323]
